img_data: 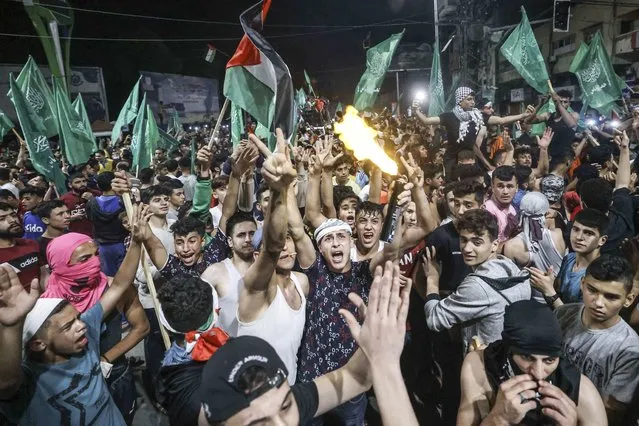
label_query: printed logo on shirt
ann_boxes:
[25,223,44,233]
[19,255,38,269]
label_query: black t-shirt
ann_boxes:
[547,113,576,158]
[602,188,635,255]
[517,133,535,147]
[425,221,471,292]
[292,381,319,425]
[439,112,479,157]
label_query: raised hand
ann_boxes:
[399,153,424,187]
[0,265,39,327]
[525,266,555,296]
[315,136,343,170]
[196,145,213,171]
[421,246,440,283]
[524,104,536,117]
[231,143,259,177]
[613,129,630,149]
[339,261,411,365]
[111,171,131,195]
[308,154,322,177]
[129,203,153,243]
[537,127,554,149]
[262,128,297,191]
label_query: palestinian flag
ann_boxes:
[223,0,295,139]
[205,44,216,63]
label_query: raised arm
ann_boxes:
[551,92,579,128]
[487,105,535,126]
[287,180,316,269]
[368,165,382,204]
[240,130,294,315]
[0,267,39,399]
[473,126,494,171]
[614,130,630,190]
[304,155,328,229]
[399,154,438,246]
[129,203,169,271]
[315,137,341,219]
[415,109,441,126]
[532,128,552,178]
[502,130,515,167]
[190,145,214,223]
[220,142,258,235]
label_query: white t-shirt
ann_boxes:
[209,205,223,229]
[135,219,175,309]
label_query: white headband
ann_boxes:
[313,218,352,243]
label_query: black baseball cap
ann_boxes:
[200,336,289,423]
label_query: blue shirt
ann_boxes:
[0,304,126,425]
[558,252,586,303]
[22,211,45,240]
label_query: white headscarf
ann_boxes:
[518,192,550,253]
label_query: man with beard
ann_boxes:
[0,202,46,291]
[237,129,309,384]
[484,166,519,243]
[60,172,100,237]
[457,300,606,426]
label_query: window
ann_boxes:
[552,34,576,56]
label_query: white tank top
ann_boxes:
[218,258,242,337]
[237,273,306,385]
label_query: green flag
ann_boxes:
[0,109,15,137]
[9,56,58,138]
[295,88,306,108]
[255,121,276,151]
[530,100,553,136]
[336,102,343,113]
[111,77,141,144]
[145,105,160,158]
[353,30,405,111]
[428,42,445,116]
[304,70,316,96]
[8,74,66,194]
[168,108,182,136]
[500,8,549,94]
[131,93,153,170]
[158,128,180,152]
[72,94,95,141]
[54,80,95,165]
[190,138,197,174]
[570,32,624,115]
[231,102,244,147]
[23,0,74,86]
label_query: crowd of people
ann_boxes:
[0,85,639,426]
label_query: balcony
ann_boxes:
[615,29,639,61]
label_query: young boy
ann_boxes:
[422,209,531,352]
[555,255,639,424]
[34,200,70,260]
[483,166,518,243]
[20,186,46,240]
[528,208,608,307]
[164,179,185,221]
[209,175,228,230]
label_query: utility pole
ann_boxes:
[433,0,440,48]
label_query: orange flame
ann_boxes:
[333,106,398,176]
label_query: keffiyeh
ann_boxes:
[518,192,549,254]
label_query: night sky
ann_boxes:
[0,0,554,116]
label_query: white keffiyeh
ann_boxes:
[452,105,484,143]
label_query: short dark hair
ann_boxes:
[578,178,613,214]
[451,164,484,182]
[422,164,442,180]
[164,179,184,191]
[492,165,516,183]
[573,208,609,236]
[178,157,191,169]
[19,185,46,199]
[333,154,352,169]
[356,201,383,218]
[96,171,114,192]
[157,274,213,333]
[556,89,572,99]
[0,168,10,181]
[33,199,66,219]
[226,212,256,237]
[457,150,475,163]
[514,146,532,159]
[68,171,85,183]
[456,209,499,241]
[212,175,229,191]
[514,165,533,188]
[585,255,633,293]
[139,168,154,184]
[452,181,485,205]
[333,185,359,211]
[256,181,269,204]
[170,216,205,238]
[165,159,178,173]
[0,201,14,213]
[141,185,173,204]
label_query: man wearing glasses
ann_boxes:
[531,90,580,160]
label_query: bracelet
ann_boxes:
[543,293,560,307]
[101,354,111,363]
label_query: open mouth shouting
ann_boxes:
[330,250,345,264]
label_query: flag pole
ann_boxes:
[121,192,171,350]
[208,98,230,149]
[547,80,555,93]
[11,128,25,145]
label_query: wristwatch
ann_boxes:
[544,293,561,307]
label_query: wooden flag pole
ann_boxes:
[208,97,230,149]
[547,80,555,93]
[121,192,171,350]
[11,128,25,145]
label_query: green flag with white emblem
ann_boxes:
[54,80,95,165]
[230,102,244,147]
[0,109,15,137]
[8,74,66,194]
[111,77,141,144]
[72,93,95,142]
[428,42,445,116]
[353,30,405,111]
[131,93,152,170]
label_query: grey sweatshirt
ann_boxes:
[424,255,532,353]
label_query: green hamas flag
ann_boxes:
[428,42,445,116]
[0,109,15,137]
[168,108,182,136]
[23,0,74,85]
[530,100,554,136]
[255,121,276,151]
[570,32,624,115]
[9,56,58,138]
[353,30,405,111]
[500,7,549,94]
[158,128,180,152]
[145,105,159,154]
[231,102,244,147]
[72,93,95,141]
[8,74,66,194]
[131,93,152,170]
[304,70,316,96]
[54,80,95,165]
[111,77,141,143]
[295,88,306,107]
